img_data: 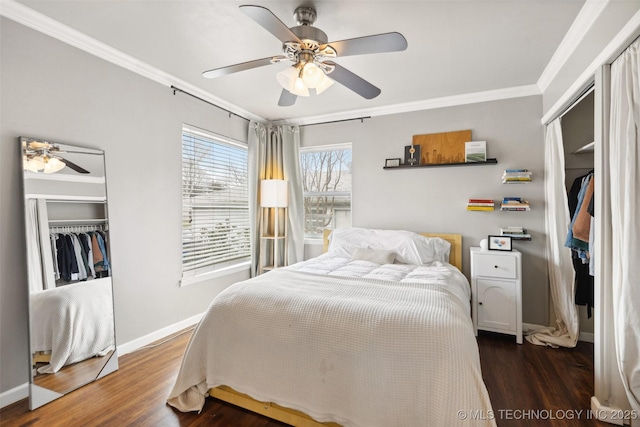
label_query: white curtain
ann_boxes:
[248,121,304,276]
[25,199,44,293]
[527,118,579,348]
[608,37,640,413]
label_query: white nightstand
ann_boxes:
[470,247,522,344]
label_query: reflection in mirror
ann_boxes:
[21,137,118,409]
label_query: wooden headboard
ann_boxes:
[322,229,463,271]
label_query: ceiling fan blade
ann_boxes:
[322,32,407,57]
[240,5,302,44]
[278,89,297,107]
[203,57,279,79]
[59,157,90,174]
[325,62,381,99]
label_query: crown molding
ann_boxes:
[541,7,640,125]
[0,0,264,123]
[537,0,609,93]
[273,84,541,126]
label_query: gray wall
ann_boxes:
[1,18,250,395]
[301,96,549,327]
[542,1,640,116]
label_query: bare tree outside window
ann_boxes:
[300,147,352,237]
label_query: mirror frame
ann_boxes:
[20,136,118,409]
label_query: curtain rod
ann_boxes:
[299,116,371,127]
[172,85,370,127]
[171,86,250,122]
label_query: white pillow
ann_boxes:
[351,247,396,265]
[328,227,451,264]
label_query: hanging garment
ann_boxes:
[566,172,594,317]
[56,234,79,282]
[572,176,594,243]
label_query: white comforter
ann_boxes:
[30,278,115,373]
[168,256,495,426]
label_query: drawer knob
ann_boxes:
[479,302,483,305]
[494,265,498,268]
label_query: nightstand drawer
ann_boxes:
[474,254,517,279]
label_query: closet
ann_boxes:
[45,199,110,288]
[560,89,594,339]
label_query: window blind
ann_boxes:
[181,125,250,279]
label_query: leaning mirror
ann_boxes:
[21,136,118,409]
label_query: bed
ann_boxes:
[30,277,115,374]
[168,228,495,426]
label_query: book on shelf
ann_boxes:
[500,226,530,237]
[500,226,525,233]
[502,169,532,184]
[467,206,494,211]
[500,206,530,211]
[465,141,487,162]
[467,198,494,210]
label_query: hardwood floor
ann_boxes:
[1,328,609,427]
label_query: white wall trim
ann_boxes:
[116,313,203,356]
[0,383,29,409]
[0,0,543,128]
[541,8,640,125]
[591,396,629,426]
[0,315,204,409]
[275,84,541,126]
[0,0,263,124]
[537,0,609,92]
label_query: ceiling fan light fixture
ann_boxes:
[43,157,66,174]
[25,156,45,172]
[301,62,325,88]
[315,74,334,95]
[276,66,309,97]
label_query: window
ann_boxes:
[300,144,352,239]
[181,125,250,285]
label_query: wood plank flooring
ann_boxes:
[1,328,609,427]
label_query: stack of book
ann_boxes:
[502,169,532,184]
[467,198,495,211]
[500,226,532,240]
[500,197,530,211]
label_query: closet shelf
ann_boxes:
[48,218,107,224]
[572,141,594,154]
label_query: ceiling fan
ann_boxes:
[202,5,408,106]
[22,139,90,174]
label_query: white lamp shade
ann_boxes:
[315,74,334,94]
[43,157,66,173]
[261,179,288,207]
[25,156,45,172]
[276,66,309,97]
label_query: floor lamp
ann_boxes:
[260,179,288,273]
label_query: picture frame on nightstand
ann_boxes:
[488,235,512,251]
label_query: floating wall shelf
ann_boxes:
[383,158,498,170]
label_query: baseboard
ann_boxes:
[116,313,203,356]
[591,396,630,425]
[0,383,29,409]
[1,314,204,410]
[522,323,594,343]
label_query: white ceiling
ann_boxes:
[10,0,586,124]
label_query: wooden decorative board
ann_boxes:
[412,129,472,165]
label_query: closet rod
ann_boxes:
[50,224,107,233]
[554,83,595,123]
